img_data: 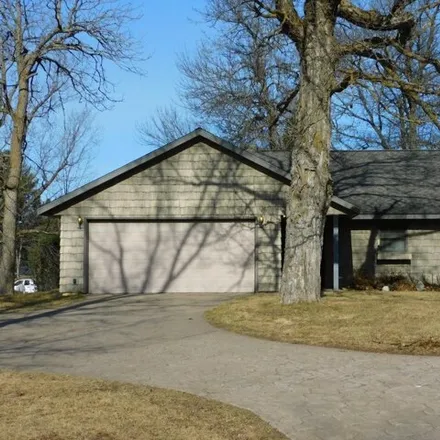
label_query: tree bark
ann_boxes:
[405,99,418,149]
[280,0,336,303]
[0,80,28,294]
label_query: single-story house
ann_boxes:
[38,128,440,294]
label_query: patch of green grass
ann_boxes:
[205,291,440,355]
[0,371,287,440]
[0,290,85,313]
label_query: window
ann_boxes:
[379,230,407,253]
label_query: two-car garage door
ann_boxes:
[88,221,255,294]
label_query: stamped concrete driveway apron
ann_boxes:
[1,293,440,440]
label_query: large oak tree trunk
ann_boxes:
[0,82,28,294]
[280,0,336,303]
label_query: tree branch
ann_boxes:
[252,0,304,45]
[339,36,440,74]
[344,69,440,96]
[332,70,359,94]
[338,0,415,44]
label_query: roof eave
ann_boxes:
[353,214,440,220]
[330,196,360,217]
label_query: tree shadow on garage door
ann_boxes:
[88,220,257,294]
[81,143,285,294]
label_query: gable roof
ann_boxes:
[37,128,357,217]
[38,128,291,216]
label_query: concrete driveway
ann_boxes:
[1,293,440,440]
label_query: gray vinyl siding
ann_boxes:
[58,142,287,293]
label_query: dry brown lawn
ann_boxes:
[0,291,84,313]
[205,291,440,355]
[0,371,287,440]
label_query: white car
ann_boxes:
[14,278,38,293]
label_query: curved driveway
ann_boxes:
[1,293,440,440]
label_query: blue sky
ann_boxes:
[91,0,211,178]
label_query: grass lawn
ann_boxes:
[0,371,286,440]
[0,291,85,313]
[205,291,440,355]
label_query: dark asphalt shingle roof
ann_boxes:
[256,150,440,217]
[331,150,440,217]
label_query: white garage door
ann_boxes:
[88,221,255,294]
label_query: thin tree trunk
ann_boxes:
[0,81,28,294]
[280,0,336,303]
[406,100,418,150]
[16,238,22,279]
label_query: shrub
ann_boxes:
[351,271,416,291]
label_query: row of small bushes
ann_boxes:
[351,272,440,291]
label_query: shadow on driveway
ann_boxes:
[0,293,141,329]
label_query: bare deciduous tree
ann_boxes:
[0,108,97,285]
[136,105,198,148]
[334,0,440,150]
[0,0,143,293]
[26,108,98,199]
[138,3,300,150]
[178,21,300,149]
[192,0,440,303]
[141,0,439,156]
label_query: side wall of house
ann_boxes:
[58,142,287,293]
[341,220,440,285]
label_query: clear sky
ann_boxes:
[91,0,211,179]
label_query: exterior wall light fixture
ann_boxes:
[257,215,265,226]
[77,216,83,229]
